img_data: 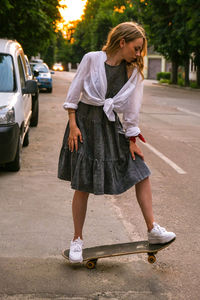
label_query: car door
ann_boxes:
[17,54,32,133]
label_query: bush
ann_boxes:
[157,72,171,81]
[178,72,183,79]
[160,79,170,84]
[190,82,199,89]
[178,78,184,86]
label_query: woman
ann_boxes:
[58,22,176,263]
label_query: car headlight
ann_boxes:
[0,106,15,124]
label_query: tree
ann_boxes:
[72,0,137,62]
[55,31,74,68]
[0,0,61,57]
[90,0,138,50]
[135,0,200,86]
[90,10,113,50]
[135,0,184,84]
[75,0,103,54]
[177,0,200,86]
[43,41,56,69]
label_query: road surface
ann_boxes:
[0,71,199,299]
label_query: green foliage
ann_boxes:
[70,0,139,61]
[178,72,183,79]
[178,78,185,86]
[135,0,184,62]
[190,81,199,89]
[90,10,113,50]
[56,32,74,65]
[160,79,170,84]
[134,0,200,84]
[157,72,171,81]
[43,41,56,69]
[0,0,61,57]
[54,0,199,87]
[0,0,13,11]
[176,0,200,49]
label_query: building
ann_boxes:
[144,47,198,82]
[189,53,197,81]
[144,46,171,79]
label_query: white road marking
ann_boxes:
[141,141,187,174]
[177,107,200,118]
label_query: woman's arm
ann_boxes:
[63,54,91,151]
[67,109,83,152]
[122,73,145,160]
[122,73,143,137]
[63,53,90,110]
[129,139,144,161]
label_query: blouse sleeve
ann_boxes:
[63,53,90,110]
[122,73,144,137]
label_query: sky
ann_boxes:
[58,0,87,24]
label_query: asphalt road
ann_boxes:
[0,71,200,299]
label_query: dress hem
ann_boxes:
[58,171,151,195]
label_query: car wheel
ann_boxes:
[47,87,52,93]
[23,129,29,147]
[5,136,21,172]
[30,96,39,127]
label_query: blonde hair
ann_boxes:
[102,22,147,79]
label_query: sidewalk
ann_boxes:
[152,80,200,91]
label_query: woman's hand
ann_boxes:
[129,140,144,161]
[68,125,83,152]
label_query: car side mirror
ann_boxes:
[23,80,38,94]
[51,71,55,74]
[33,70,39,77]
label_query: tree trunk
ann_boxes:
[194,50,200,87]
[197,66,200,87]
[171,60,178,84]
[184,56,190,87]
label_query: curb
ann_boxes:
[153,81,200,91]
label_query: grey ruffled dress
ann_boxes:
[58,60,151,195]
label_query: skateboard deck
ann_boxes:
[62,238,176,269]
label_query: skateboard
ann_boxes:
[62,238,175,269]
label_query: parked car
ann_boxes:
[31,58,43,64]
[0,39,38,171]
[53,63,64,71]
[24,55,39,127]
[33,63,53,93]
[30,58,43,71]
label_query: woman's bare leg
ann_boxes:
[72,190,89,240]
[135,177,154,232]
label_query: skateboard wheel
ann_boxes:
[148,255,156,264]
[86,259,97,269]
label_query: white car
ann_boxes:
[25,55,39,127]
[0,39,38,171]
[53,63,64,71]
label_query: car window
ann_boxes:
[17,55,26,89]
[0,54,16,92]
[27,64,32,76]
[34,64,49,73]
[25,58,32,77]
[30,63,37,72]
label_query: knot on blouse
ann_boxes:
[103,98,115,121]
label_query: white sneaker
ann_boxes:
[148,222,176,244]
[69,237,83,263]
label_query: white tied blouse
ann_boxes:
[63,51,144,137]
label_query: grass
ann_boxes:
[159,79,200,89]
